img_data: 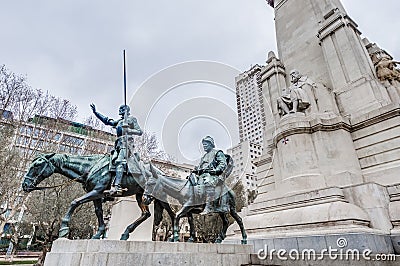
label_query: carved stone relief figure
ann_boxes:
[277,69,311,116]
[375,54,400,83]
[366,41,400,102]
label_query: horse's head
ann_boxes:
[22,153,56,192]
[142,163,161,205]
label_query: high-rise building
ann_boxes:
[227,65,266,193]
[235,64,266,145]
[227,140,262,191]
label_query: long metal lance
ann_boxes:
[123,50,127,107]
[122,50,129,172]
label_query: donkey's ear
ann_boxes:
[33,153,43,161]
[45,153,56,159]
[149,163,159,178]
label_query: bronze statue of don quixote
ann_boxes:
[21,50,247,245]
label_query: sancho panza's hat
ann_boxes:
[202,136,215,147]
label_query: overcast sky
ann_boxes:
[1,0,399,162]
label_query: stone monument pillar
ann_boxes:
[107,197,154,241]
[226,0,400,254]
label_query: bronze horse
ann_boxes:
[21,153,176,240]
[143,165,247,244]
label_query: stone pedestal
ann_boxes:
[226,0,400,256]
[272,113,363,195]
[107,197,153,241]
[44,239,253,266]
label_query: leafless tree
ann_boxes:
[0,65,79,258]
[82,115,108,133]
[23,175,112,266]
[135,132,173,162]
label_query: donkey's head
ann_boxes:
[142,162,162,205]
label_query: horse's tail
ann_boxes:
[153,199,164,226]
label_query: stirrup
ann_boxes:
[107,186,123,196]
[200,205,213,215]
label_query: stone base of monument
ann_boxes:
[225,176,399,258]
[107,197,154,241]
[248,253,400,266]
[224,234,399,265]
[224,232,394,254]
[44,239,253,266]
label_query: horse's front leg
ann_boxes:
[120,193,151,240]
[59,189,103,238]
[91,199,106,239]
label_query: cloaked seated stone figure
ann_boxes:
[277,69,311,116]
[375,53,400,84]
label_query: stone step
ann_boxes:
[44,239,253,266]
[225,233,395,255]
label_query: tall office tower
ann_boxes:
[235,64,266,145]
[227,140,262,191]
[227,65,266,194]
